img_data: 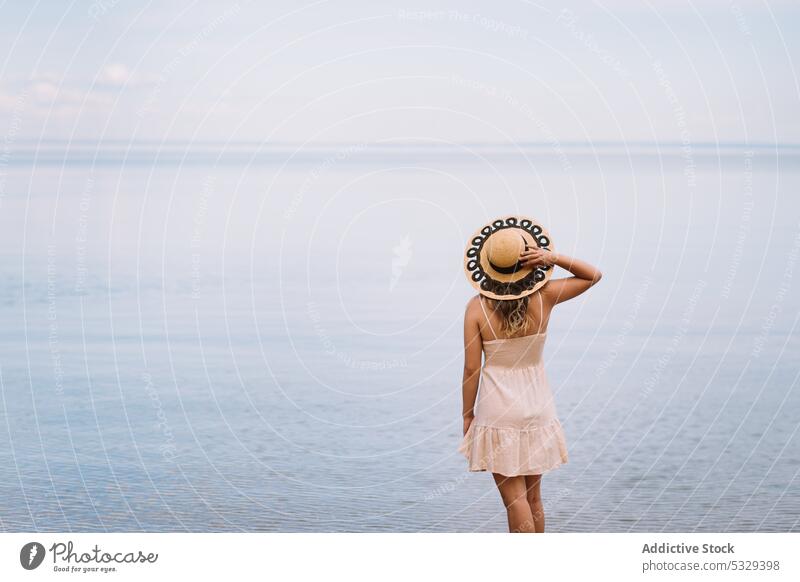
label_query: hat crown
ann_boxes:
[487,228,525,268]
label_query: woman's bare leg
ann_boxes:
[492,473,535,533]
[524,474,545,533]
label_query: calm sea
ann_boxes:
[1,143,799,532]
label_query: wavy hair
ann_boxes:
[490,296,530,336]
[483,278,538,336]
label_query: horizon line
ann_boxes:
[10,138,800,149]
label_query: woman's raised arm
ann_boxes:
[520,248,602,305]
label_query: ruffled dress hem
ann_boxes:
[458,418,568,477]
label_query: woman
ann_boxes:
[459,216,602,533]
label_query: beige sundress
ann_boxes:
[458,294,568,476]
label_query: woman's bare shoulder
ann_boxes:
[539,281,560,304]
[464,294,483,316]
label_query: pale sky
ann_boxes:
[1,0,798,145]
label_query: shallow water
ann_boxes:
[1,145,799,532]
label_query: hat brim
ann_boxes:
[463,215,554,300]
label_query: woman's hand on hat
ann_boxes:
[520,247,555,268]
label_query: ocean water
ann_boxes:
[1,143,799,532]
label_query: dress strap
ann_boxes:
[535,290,545,333]
[478,296,498,340]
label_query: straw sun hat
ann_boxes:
[463,215,554,300]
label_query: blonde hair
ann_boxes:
[490,296,530,336]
